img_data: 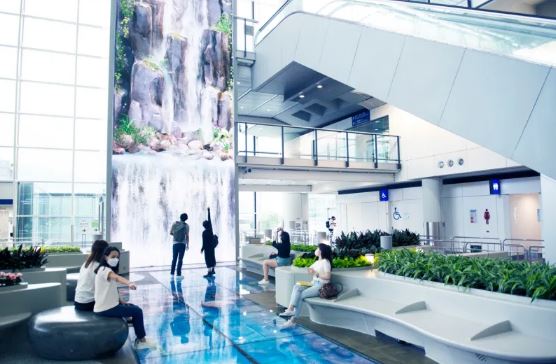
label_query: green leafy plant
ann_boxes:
[293,255,371,269]
[40,246,82,254]
[114,116,148,146]
[0,245,48,271]
[392,229,420,247]
[143,58,163,72]
[214,14,232,35]
[115,0,135,89]
[291,244,317,253]
[376,249,556,301]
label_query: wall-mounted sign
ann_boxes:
[469,209,477,223]
[489,179,501,195]
[379,188,388,202]
[352,110,370,127]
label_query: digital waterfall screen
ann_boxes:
[111,0,235,267]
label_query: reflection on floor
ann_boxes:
[124,266,378,364]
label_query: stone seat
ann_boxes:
[28,306,128,360]
[66,273,79,301]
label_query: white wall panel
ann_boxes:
[318,21,361,84]
[348,28,404,101]
[294,15,330,71]
[513,68,556,178]
[441,50,549,157]
[388,37,464,124]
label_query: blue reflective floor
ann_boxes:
[123,266,378,364]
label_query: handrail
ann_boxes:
[452,236,500,241]
[237,120,398,138]
[502,238,543,249]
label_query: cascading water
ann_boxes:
[112,0,234,267]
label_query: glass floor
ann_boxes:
[122,266,377,364]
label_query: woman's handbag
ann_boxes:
[319,282,343,299]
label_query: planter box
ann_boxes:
[47,251,130,275]
[0,282,63,317]
[0,282,28,292]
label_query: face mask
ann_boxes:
[107,257,119,267]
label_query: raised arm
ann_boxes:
[107,271,136,290]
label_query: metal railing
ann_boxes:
[236,121,401,168]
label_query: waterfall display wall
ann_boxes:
[111,0,235,267]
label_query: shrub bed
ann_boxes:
[376,249,556,301]
[290,244,316,253]
[40,246,82,254]
[293,255,370,269]
[0,245,48,271]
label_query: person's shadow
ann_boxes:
[202,276,218,349]
[170,278,190,344]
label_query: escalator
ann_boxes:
[250,0,556,178]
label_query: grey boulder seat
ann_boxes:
[28,306,128,360]
[66,273,79,301]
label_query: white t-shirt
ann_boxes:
[75,261,99,304]
[93,266,120,313]
[310,259,331,284]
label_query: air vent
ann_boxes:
[332,98,346,109]
[292,110,311,122]
[305,103,327,116]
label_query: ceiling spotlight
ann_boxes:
[266,109,271,112]
[237,81,241,85]
[240,106,244,109]
[316,84,323,89]
[299,94,305,99]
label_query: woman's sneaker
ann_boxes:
[280,319,296,330]
[278,309,295,317]
[134,338,157,350]
[258,278,270,285]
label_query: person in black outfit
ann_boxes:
[201,220,217,278]
[258,228,291,285]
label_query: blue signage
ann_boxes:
[489,179,501,195]
[352,110,370,127]
[379,188,389,202]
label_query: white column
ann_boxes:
[541,175,556,264]
[422,178,442,222]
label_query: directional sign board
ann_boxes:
[379,188,389,202]
[489,179,501,195]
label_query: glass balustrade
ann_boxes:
[236,121,400,168]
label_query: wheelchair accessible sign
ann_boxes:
[379,188,389,202]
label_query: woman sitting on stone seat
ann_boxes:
[279,243,332,329]
[74,239,108,311]
[258,227,291,285]
[94,246,157,350]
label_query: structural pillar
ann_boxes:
[541,175,556,264]
[422,178,442,238]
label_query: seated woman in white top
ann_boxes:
[279,243,332,329]
[74,240,109,311]
[94,246,156,350]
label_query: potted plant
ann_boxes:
[0,271,25,291]
[0,245,48,272]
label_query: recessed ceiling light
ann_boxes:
[316,84,323,89]
[266,109,271,112]
[237,81,241,84]
[299,94,305,99]
[240,106,244,109]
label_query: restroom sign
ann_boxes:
[489,179,501,195]
[379,188,389,202]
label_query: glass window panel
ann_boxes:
[25,0,78,22]
[20,82,74,116]
[23,17,76,53]
[18,115,73,149]
[17,148,73,182]
[79,0,111,27]
[0,147,14,180]
[0,0,21,14]
[75,118,106,150]
[75,87,107,118]
[0,46,18,79]
[0,113,15,146]
[74,151,106,183]
[77,26,108,56]
[21,49,75,84]
[0,14,20,46]
[76,56,108,87]
[0,79,16,112]
[36,217,73,243]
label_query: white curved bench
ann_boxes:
[302,270,556,364]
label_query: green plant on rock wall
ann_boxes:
[115,116,147,146]
[115,0,135,90]
[213,13,233,91]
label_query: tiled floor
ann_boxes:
[125,267,379,364]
